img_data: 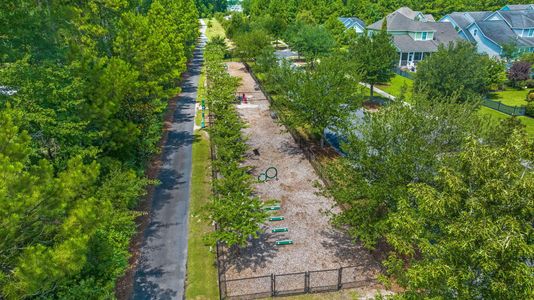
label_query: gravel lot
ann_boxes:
[221,62,388,297]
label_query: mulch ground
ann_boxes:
[220,62,391,298]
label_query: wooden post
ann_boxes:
[337,267,343,290]
[271,274,275,296]
[304,272,310,293]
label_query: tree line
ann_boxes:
[242,0,526,24]
[202,42,268,248]
[221,7,534,298]
[0,0,198,298]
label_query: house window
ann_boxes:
[473,29,478,36]
[527,28,534,37]
[422,32,428,40]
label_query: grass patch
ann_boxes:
[185,130,218,300]
[478,106,534,138]
[360,85,391,104]
[185,62,218,299]
[489,87,529,107]
[204,18,226,41]
[195,66,207,127]
[376,74,413,99]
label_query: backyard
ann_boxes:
[376,74,413,100]
[488,87,530,107]
[376,75,534,137]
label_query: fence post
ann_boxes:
[338,267,343,290]
[304,271,310,293]
[271,274,275,297]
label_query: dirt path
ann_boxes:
[223,62,387,298]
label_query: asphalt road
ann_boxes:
[132,20,207,300]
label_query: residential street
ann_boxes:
[132,20,207,300]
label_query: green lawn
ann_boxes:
[185,65,218,299]
[195,66,207,127]
[478,106,534,138]
[488,88,529,107]
[376,74,413,100]
[204,18,226,41]
[185,130,218,300]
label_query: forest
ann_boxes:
[242,0,527,24]
[0,0,198,298]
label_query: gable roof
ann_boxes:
[396,7,422,20]
[392,22,459,52]
[470,20,534,48]
[442,11,493,42]
[369,11,437,31]
[338,17,366,30]
[475,20,518,45]
[368,7,459,53]
[502,4,534,11]
[496,10,534,28]
[424,14,436,22]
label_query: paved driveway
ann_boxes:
[132,20,207,300]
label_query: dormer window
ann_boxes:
[474,29,478,36]
[525,28,534,37]
[422,32,428,40]
[414,32,432,41]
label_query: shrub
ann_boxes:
[526,79,534,88]
[507,61,531,87]
[526,102,534,117]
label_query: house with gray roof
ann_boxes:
[338,17,366,34]
[367,7,459,69]
[440,11,493,42]
[501,4,534,11]
[441,6,534,58]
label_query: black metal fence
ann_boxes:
[482,98,526,116]
[219,265,372,299]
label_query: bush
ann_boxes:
[507,61,531,87]
[526,79,534,88]
[526,102,534,117]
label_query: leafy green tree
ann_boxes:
[483,56,507,91]
[349,25,397,99]
[501,42,519,62]
[322,98,482,248]
[0,0,199,297]
[415,41,489,102]
[279,54,361,146]
[324,15,358,47]
[203,44,268,248]
[385,132,533,299]
[233,29,272,61]
[507,61,531,88]
[286,24,335,66]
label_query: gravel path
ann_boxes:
[222,62,386,297]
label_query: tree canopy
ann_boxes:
[0,0,199,298]
[414,41,490,102]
